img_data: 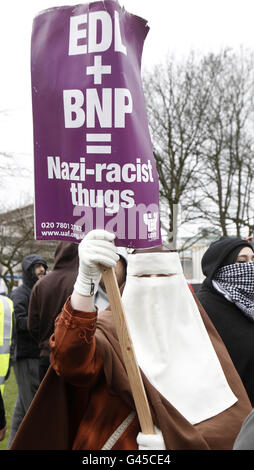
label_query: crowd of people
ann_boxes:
[1,231,254,450]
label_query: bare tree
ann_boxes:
[144,49,254,242]
[198,49,254,236]
[0,205,57,294]
[143,53,212,244]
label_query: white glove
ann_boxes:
[137,426,166,450]
[74,229,119,296]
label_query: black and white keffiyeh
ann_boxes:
[213,262,254,321]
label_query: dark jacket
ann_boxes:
[28,242,79,357]
[197,236,254,405]
[11,254,48,359]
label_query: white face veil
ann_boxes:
[122,251,237,425]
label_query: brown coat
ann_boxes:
[11,296,252,450]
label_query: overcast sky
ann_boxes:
[1,0,254,207]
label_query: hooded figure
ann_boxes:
[10,231,251,451]
[197,236,254,405]
[11,254,48,361]
[28,242,79,382]
[8,253,47,447]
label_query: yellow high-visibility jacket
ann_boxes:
[0,295,13,396]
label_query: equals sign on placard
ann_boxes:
[86,134,112,154]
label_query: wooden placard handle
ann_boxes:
[100,265,155,434]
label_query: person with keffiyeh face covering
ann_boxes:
[197,236,254,406]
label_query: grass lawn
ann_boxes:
[0,367,17,450]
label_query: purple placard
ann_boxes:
[31,0,162,248]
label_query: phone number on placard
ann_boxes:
[41,222,82,232]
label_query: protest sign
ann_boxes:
[31,0,162,248]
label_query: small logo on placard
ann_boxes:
[143,212,158,239]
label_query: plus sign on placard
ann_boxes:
[87,55,112,84]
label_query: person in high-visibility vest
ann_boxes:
[0,294,13,441]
